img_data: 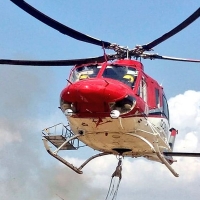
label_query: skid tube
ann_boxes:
[152,138,179,177]
[43,138,110,174]
[127,132,179,177]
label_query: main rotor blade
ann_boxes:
[164,152,200,157]
[146,54,200,63]
[10,0,112,48]
[142,7,200,50]
[0,55,116,66]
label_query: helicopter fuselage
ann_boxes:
[60,59,171,162]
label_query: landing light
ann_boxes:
[64,109,73,116]
[110,110,120,119]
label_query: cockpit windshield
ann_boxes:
[102,65,138,88]
[70,64,101,82]
[69,64,138,88]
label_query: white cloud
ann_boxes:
[1,89,200,200]
[0,123,22,148]
[175,131,198,152]
[168,90,200,134]
[0,128,22,148]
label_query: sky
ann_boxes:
[0,0,200,200]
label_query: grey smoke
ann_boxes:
[0,66,105,200]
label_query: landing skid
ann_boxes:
[42,123,179,176]
[142,119,179,177]
[129,118,179,177]
[42,123,110,174]
[153,138,179,177]
[128,132,179,177]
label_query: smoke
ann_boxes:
[0,66,105,200]
[1,65,200,200]
[0,66,50,199]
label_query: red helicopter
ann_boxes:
[1,0,200,178]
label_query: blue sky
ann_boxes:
[0,1,200,200]
[1,1,200,98]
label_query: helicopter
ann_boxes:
[1,0,200,178]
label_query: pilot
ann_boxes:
[79,74,89,80]
[123,74,135,87]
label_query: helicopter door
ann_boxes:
[139,77,147,102]
[162,94,169,119]
[155,88,160,108]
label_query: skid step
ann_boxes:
[42,123,80,151]
[44,135,76,150]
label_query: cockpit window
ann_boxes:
[70,65,101,82]
[102,65,138,88]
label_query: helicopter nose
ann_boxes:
[78,79,128,102]
[61,79,128,103]
[75,79,106,103]
[60,79,138,117]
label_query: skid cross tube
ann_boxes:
[127,131,179,177]
[153,138,179,177]
[43,138,111,174]
[78,152,110,171]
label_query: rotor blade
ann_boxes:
[154,55,200,62]
[147,54,200,63]
[10,0,112,48]
[164,152,200,157]
[142,7,200,50]
[0,55,116,66]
